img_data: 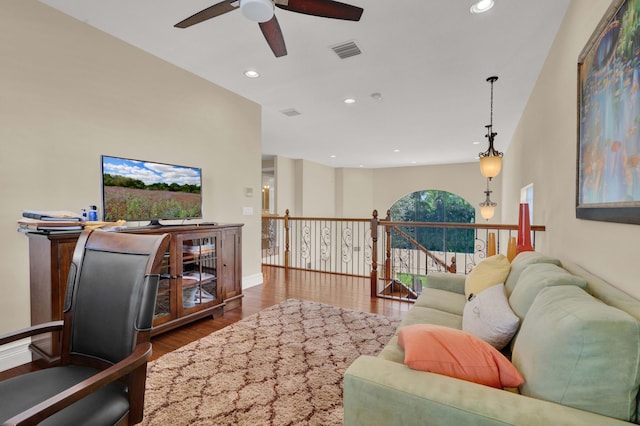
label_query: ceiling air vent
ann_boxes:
[280,108,301,117]
[331,41,361,59]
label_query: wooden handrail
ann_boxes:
[263,215,545,232]
[263,214,369,223]
[379,220,545,231]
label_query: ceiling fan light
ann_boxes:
[240,0,274,23]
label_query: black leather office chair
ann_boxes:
[0,229,170,425]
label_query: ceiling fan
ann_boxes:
[174,0,364,58]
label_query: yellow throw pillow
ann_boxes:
[465,254,511,299]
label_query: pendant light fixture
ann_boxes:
[479,76,503,180]
[479,178,497,220]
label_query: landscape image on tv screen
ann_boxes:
[101,156,202,223]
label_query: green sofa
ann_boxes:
[344,252,640,425]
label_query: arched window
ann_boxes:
[389,190,476,254]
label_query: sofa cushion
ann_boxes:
[398,305,462,330]
[508,263,587,320]
[377,335,405,364]
[512,285,640,421]
[462,284,519,350]
[415,288,466,316]
[464,254,511,299]
[397,324,525,389]
[504,251,561,296]
[423,272,466,295]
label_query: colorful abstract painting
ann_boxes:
[577,0,640,224]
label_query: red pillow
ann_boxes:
[397,324,524,389]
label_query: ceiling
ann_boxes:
[39,0,570,169]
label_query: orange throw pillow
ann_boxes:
[397,324,524,389]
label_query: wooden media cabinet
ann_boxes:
[24,223,243,365]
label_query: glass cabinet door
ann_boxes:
[180,234,220,311]
[153,248,174,323]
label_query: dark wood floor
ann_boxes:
[0,266,411,379]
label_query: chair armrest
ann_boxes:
[0,321,64,346]
[424,272,465,295]
[3,342,152,426]
[344,355,630,426]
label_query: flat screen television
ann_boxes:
[101,155,202,226]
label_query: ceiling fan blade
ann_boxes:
[275,0,363,21]
[259,16,288,57]
[175,0,239,28]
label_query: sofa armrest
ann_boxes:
[423,272,465,295]
[344,356,630,426]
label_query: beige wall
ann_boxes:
[0,1,262,335]
[503,0,640,297]
[336,168,375,218]
[275,157,337,217]
[274,156,297,215]
[301,160,336,217]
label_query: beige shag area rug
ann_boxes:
[142,299,400,426]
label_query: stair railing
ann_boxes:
[262,210,546,300]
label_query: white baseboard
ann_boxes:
[243,272,264,289]
[0,338,32,372]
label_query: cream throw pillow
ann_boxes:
[465,254,511,299]
[463,283,520,350]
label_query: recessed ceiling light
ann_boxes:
[470,0,494,14]
[370,92,383,101]
[330,155,337,158]
[473,141,481,145]
[344,98,356,104]
[393,149,400,153]
[244,69,260,78]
